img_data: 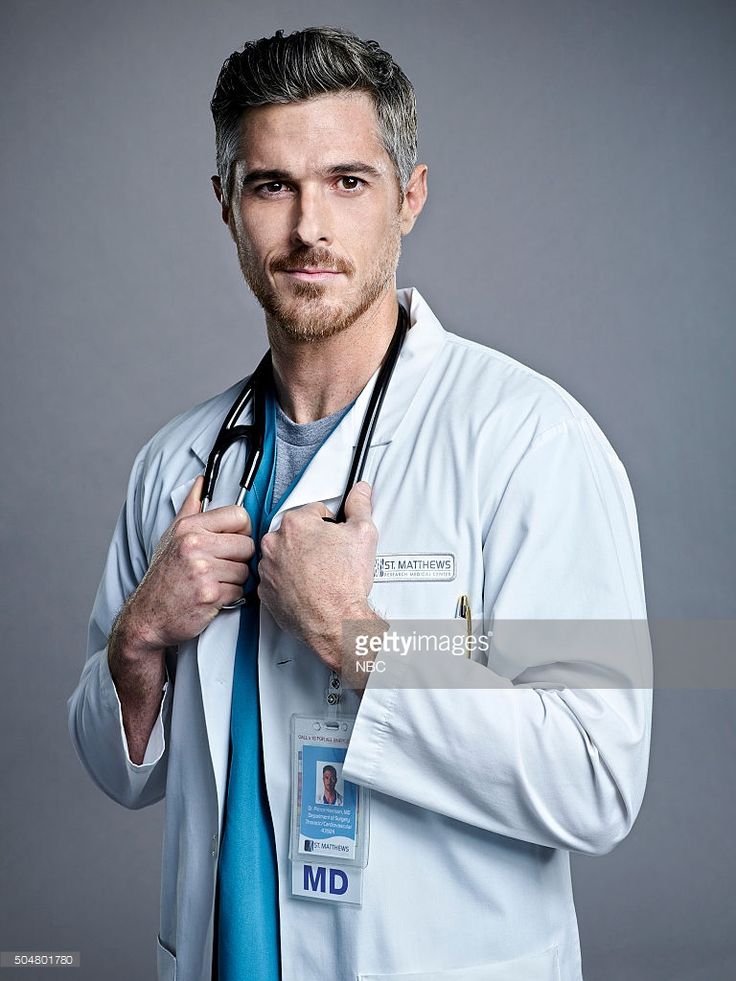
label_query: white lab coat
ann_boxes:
[68,288,652,981]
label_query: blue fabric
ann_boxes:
[216,388,280,981]
[216,389,349,981]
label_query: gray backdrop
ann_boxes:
[1,0,734,978]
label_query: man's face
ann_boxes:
[323,769,337,792]
[227,92,407,341]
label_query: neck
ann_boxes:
[266,287,399,424]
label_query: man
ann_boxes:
[68,26,651,981]
[320,766,343,806]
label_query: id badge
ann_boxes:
[289,715,370,906]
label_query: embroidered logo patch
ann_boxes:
[373,553,456,582]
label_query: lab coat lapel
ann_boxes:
[169,436,252,827]
[270,370,376,518]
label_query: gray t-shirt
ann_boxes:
[270,399,354,511]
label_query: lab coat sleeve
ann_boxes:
[68,444,171,810]
[343,416,652,855]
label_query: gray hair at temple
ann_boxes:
[210,26,418,205]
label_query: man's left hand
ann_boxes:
[258,481,381,673]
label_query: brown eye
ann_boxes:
[338,176,363,191]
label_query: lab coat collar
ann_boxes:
[186,287,447,516]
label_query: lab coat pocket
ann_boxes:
[156,935,176,981]
[357,944,560,981]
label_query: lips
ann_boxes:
[281,268,343,281]
[272,249,352,280]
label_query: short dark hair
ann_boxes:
[210,26,417,204]
[322,765,337,777]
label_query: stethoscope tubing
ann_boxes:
[201,304,409,607]
[325,304,409,523]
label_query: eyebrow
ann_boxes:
[240,161,385,186]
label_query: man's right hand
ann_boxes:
[107,474,254,763]
[114,475,255,657]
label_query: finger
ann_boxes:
[279,501,332,522]
[218,583,245,608]
[210,532,256,562]
[177,475,205,518]
[212,558,251,585]
[298,501,334,520]
[196,504,253,536]
[343,481,373,523]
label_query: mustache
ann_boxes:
[270,247,354,275]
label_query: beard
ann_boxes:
[234,226,402,342]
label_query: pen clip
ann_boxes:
[456,595,473,658]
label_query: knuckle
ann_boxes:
[282,508,306,531]
[174,513,196,534]
[196,582,218,606]
[178,531,201,556]
[355,518,377,541]
[191,557,210,577]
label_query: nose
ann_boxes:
[291,185,332,248]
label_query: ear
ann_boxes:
[399,164,428,235]
[211,175,231,226]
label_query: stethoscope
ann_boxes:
[201,303,410,607]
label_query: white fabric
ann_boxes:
[68,288,651,981]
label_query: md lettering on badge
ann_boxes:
[291,863,363,905]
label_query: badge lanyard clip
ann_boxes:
[325,669,342,720]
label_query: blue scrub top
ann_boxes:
[216,389,347,981]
